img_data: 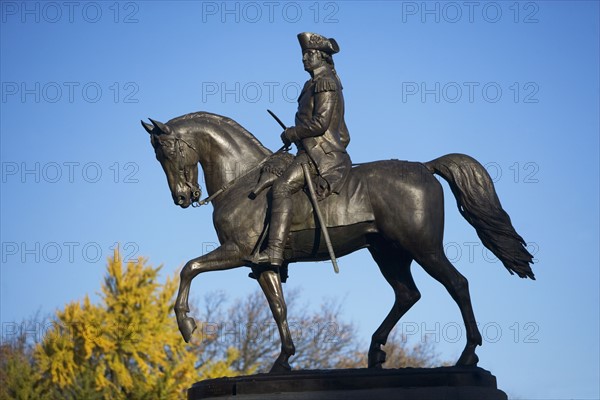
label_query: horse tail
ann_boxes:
[425,153,535,279]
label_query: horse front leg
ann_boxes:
[255,267,295,373]
[174,243,244,342]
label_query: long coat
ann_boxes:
[290,65,351,196]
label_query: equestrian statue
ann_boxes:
[141,32,535,373]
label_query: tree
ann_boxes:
[334,330,445,369]
[33,251,239,400]
[191,289,447,372]
[191,289,359,373]
[0,314,52,400]
[1,252,446,400]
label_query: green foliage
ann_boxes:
[0,319,50,400]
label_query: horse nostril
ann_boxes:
[177,195,185,205]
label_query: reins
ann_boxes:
[193,144,289,207]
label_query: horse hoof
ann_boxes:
[456,347,479,367]
[269,360,292,373]
[178,317,197,343]
[368,348,386,369]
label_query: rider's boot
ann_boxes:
[250,195,293,266]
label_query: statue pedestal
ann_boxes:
[188,366,507,400]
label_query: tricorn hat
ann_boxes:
[297,32,339,55]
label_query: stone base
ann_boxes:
[188,366,507,400]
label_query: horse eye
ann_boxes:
[161,145,177,158]
[158,139,172,148]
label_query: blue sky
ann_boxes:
[1,1,598,398]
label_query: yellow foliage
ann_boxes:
[33,250,214,399]
[197,347,255,380]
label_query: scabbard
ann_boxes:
[301,163,339,274]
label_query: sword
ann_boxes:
[301,163,340,274]
[267,110,340,274]
[267,109,287,132]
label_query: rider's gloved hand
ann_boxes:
[281,127,297,147]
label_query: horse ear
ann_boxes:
[141,120,154,134]
[149,118,171,135]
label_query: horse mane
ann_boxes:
[167,111,270,154]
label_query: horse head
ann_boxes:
[142,118,201,208]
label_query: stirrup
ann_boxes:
[244,250,282,267]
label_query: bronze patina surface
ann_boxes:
[142,32,534,373]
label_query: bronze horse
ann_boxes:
[142,111,534,372]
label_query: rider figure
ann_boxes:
[252,32,352,267]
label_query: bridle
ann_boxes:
[161,120,290,208]
[172,136,203,207]
[173,139,290,208]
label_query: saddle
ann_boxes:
[251,152,375,232]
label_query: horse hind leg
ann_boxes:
[368,243,421,369]
[414,248,483,366]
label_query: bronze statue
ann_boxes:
[247,32,351,270]
[141,32,534,374]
